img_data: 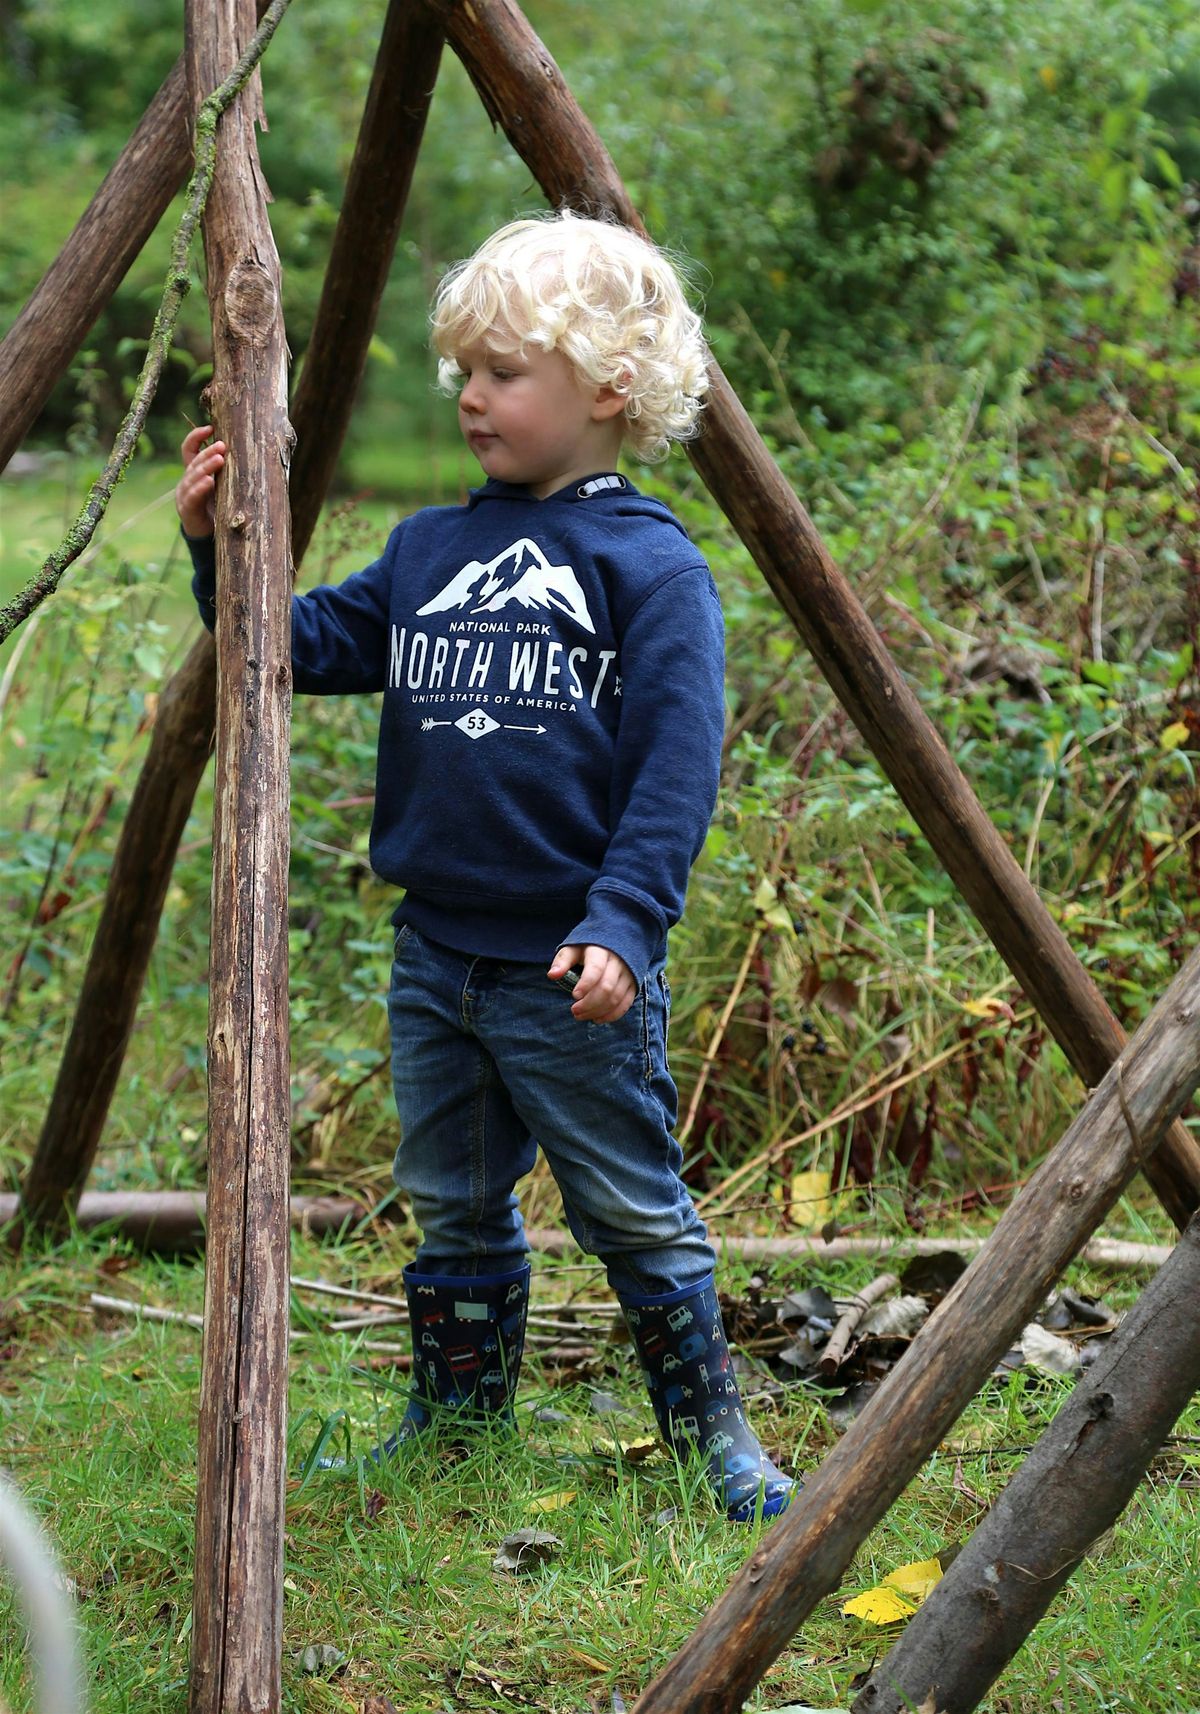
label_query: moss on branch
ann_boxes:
[0,0,293,648]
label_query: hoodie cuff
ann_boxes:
[183,528,218,629]
[558,881,667,989]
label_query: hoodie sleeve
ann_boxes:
[559,563,725,985]
[185,524,403,694]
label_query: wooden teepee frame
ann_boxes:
[2,3,1198,1710]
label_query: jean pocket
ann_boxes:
[393,922,415,960]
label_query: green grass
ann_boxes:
[0,1227,1196,1713]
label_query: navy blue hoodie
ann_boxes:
[188,474,725,984]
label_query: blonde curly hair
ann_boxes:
[431,211,709,463]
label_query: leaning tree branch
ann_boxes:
[852,1215,1200,1714]
[632,942,1200,1712]
[0,0,293,649]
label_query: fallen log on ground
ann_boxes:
[851,1214,1200,1714]
[631,942,1200,1713]
[0,1192,369,1254]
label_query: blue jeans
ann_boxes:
[387,925,715,1297]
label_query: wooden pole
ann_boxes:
[850,1215,1200,1714]
[424,0,1200,1234]
[0,0,275,476]
[631,944,1200,1714]
[184,1,292,1706]
[15,636,217,1237]
[17,1,445,1240]
[0,64,189,474]
[289,0,445,553]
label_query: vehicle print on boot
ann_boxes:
[445,1345,483,1374]
[667,1306,694,1332]
[660,1353,682,1373]
[662,1383,695,1408]
[505,1281,525,1304]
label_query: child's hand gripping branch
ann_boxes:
[176,424,226,539]
[548,943,636,1023]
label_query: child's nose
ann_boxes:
[459,374,484,413]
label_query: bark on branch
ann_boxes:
[19,0,444,1241]
[0,0,292,649]
[852,1216,1200,1714]
[183,2,293,1707]
[0,1,279,477]
[631,945,1200,1713]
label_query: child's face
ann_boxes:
[453,340,626,499]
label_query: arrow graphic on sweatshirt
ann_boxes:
[420,713,546,738]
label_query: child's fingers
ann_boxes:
[179,427,226,467]
[570,947,636,1023]
[547,944,584,981]
[180,424,213,460]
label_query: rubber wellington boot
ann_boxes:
[621,1275,794,1522]
[359,1261,530,1464]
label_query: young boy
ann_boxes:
[177,211,793,1522]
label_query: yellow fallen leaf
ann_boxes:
[528,1491,577,1515]
[842,1587,917,1624]
[882,1556,944,1603]
[961,996,1004,1019]
[1160,721,1191,752]
[790,1169,832,1230]
[591,1436,660,1464]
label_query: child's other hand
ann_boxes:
[176,424,226,538]
[548,944,636,1023]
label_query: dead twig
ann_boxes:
[819,1272,899,1375]
[678,924,764,1147]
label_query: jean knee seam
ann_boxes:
[467,1049,493,1244]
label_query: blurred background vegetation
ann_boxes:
[3,0,1200,1232]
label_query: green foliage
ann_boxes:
[5,0,1200,1210]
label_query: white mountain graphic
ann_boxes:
[416,537,596,634]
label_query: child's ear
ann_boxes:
[591,383,629,423]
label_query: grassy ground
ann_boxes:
[0,1213,1196,1714]
[3,438,1200,1711]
